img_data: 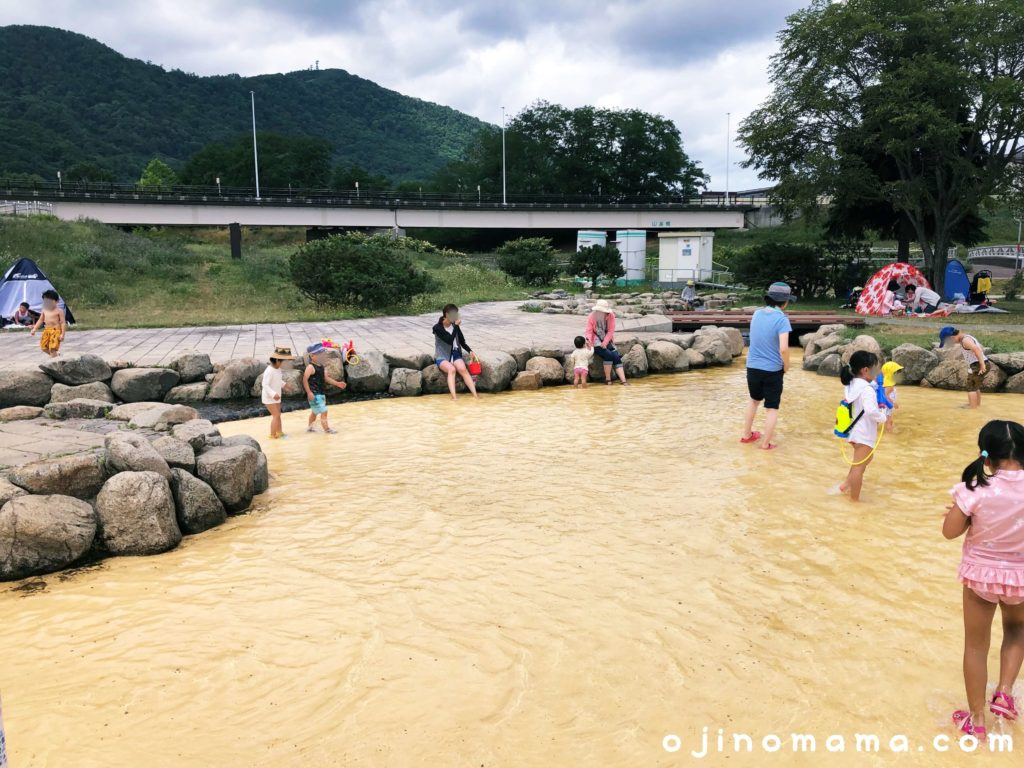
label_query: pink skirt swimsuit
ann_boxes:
[952,470,1024,604]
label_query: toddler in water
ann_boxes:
[570,336,593,388]
[837,350,887,502]
[943,420,1024,740]
[303,342,347,434]
[880,361,902,433]
[262,346,295,439]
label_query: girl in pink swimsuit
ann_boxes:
[943,420,1024,739]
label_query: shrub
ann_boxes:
[570,244,625,289]
[288,235,435,309]
[495,237,560,286]
[1005,269,1024,300]
[731,240,871,299]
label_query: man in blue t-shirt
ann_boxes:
[740,281,795,450]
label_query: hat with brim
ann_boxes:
[270,346,295,361]
[766,281,797,303]
[687,279,695,286]
[591,299,615,314]
[306,342,326,355]
[939,326,958,347]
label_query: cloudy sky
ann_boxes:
[2,0,807,190]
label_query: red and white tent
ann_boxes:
[855,263,931,316]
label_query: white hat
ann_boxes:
[591,299,615,314]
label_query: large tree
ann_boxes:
[432,101,707,200]
[739,0,1024,293]
[180,133,332,190]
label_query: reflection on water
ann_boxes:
[0,364,1017,766]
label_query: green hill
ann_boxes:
[0,25,488,183]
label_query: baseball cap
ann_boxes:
[939,326,958,347]
[306,342,325,355]
[766,281,797,303]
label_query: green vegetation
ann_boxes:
[495,237,561,286]
[840,322,1024,355]
[730,241,871,299]
[0,25,486,183]
[570,244,625,289]
[0,216,533,327]
[138,158,178,190]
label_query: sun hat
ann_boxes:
[766,281,797,303]
[939,326,958,347]
[306,342,325,355]
[881,360,903,387]
[270,346,295,361]
[686,279,695,286]
[591,299,615,314]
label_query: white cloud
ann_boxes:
[0,0,801,189]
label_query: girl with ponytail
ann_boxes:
[836,350,885,501]
[943,420,1024,739]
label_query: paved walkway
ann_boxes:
[0,302,672,370]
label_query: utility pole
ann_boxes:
[501,106,507,206]
[725,112,730,207]
[250,91,261,200]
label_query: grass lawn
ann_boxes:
[840,323,1024,354]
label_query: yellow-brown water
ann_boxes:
[0,364,1019,766]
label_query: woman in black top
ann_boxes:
[432,303,479,400]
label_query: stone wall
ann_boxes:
[521,289,744,316]
[799,326,1024,394]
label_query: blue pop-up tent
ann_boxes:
[0,258,75,324]
[943,259,971,301]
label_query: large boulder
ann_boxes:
[817,353,844,378]
[169,469,226,534]
[622,343,649,377]
[0,478,27,507]
[49,381,115,404]
[984,366,1009,392]
[168,351,214,383]
[249,370,304,399]
[508,347,532,371]
[840,335,884,366]
[0,495,97,580]
[152,436,196,473]
[806,333,844,358]
[891,344,939,384]
[8,453,107,499]
[95,471,181,555]
[129,404,199,431]
[104,433,172,479]
[925,360,967,390]
[388,368,422,397]
[474,351,517,393]
[990,353,1024,377]
[525,356,565,386]
[0,370,53,408]
[1005,371,1024,394]
[111,368,180,403]
[164,382,211,403]
[206,358,263,400]
[510,370,543,391]
[195,445,259,513]
[646,340,689,373]
[0,405,43,422]
[685,349,706,369]
[803,348,839,372]
[221,435,263,453]
[254,453,269,495]
[384,352,432,371]
[615,336,643,356]
[722,328,745,358]
[345,350,390,393]
[107,401,167,421]
[692,334,733,366]
[421,364,466,395]
[530,346,566,362]
[39,354,111,385]
[44,398,116,420]
[171,419,223,451]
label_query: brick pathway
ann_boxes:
[0,302,671,370]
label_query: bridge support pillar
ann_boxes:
[229,222,242,259]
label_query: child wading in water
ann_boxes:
[262,346,295,439]
[943,420,1024,739]
[837,350,887,501]
[29,289,66,357]
[303,342,347,434]
[570,336,593,388]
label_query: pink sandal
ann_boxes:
[991,691,1018,720]
[952,710,988,738]
[740,431,762,444]
[760,443,778,451]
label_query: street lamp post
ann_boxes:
[501,106,507,206]
[355,181,360,199]
[477,184,481,204]
[250,91,261,200]
[1015,214,1023,272]
[725,112,730,207]
[57,171,62,192]
[216,177,221,195]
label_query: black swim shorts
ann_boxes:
[746,367,784,410]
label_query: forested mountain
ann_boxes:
[0,25,488,183]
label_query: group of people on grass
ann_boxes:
[741,279,1021,741]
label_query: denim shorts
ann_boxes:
[436,349,464,368]
[308,394,328,414]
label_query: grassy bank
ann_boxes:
[841,323,1024,354]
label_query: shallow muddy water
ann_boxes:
[0,363,1020,766]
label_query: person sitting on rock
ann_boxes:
[432,303,479,401]
[681,280,702,311]
[585,299,628,386]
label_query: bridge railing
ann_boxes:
[967,244,1023,270]
[0,200,53,216]
[0,179,760,212]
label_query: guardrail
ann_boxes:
[0,179,760,213]
[967,245,1023,270]
[0,200,53,216]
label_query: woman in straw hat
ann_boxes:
[584,299,628,385]
[263,346,295,439]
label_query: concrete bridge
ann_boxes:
[1,182,747,230]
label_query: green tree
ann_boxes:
[288,236,434,309]
[731,241,872,300]
[331,163,392,191]
[138,158,178,190]
[180,133,332,190]
[432,101,707,200]
[570,244,625,289]
[739,0,1024,294]
[65,161,115,183]
[495,237,561,286]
